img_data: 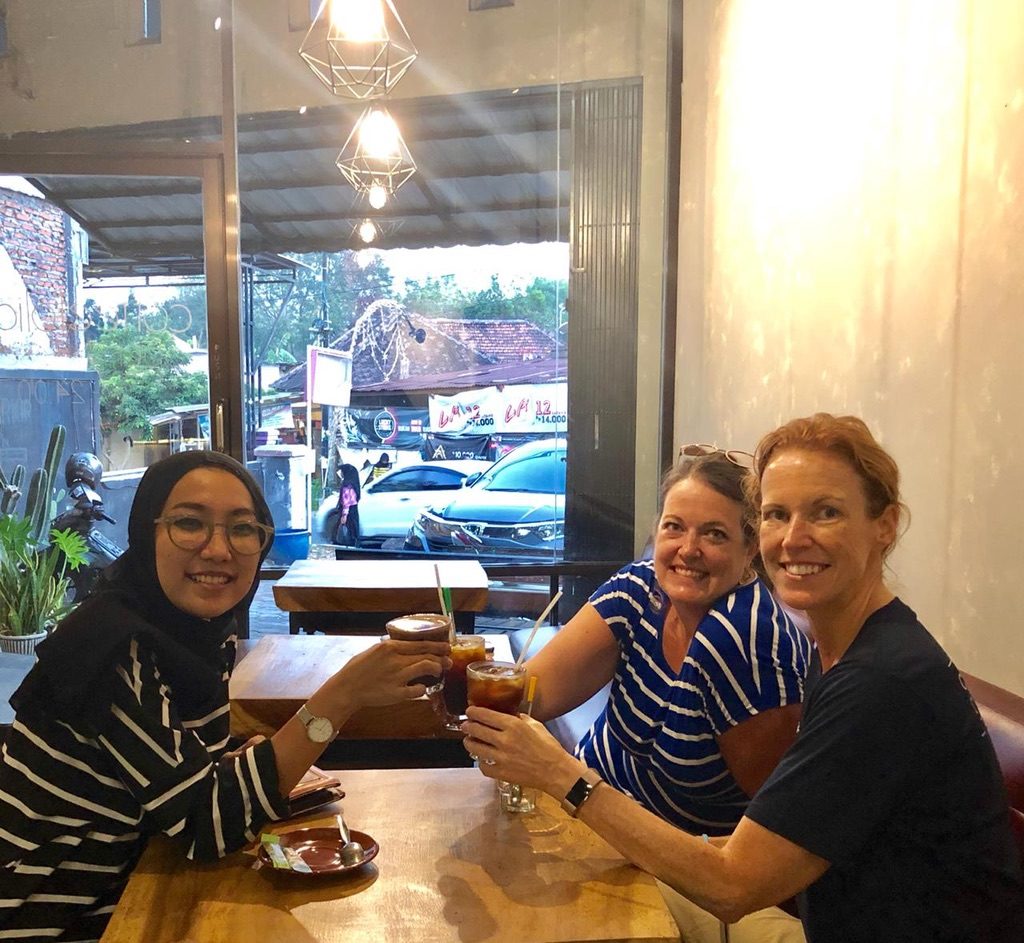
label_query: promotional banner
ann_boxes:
[428,383,567,435]
[341,406,428,450]
[421,433,493,461]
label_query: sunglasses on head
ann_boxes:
[678,443,755,469]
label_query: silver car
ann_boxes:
[314,459,491,548]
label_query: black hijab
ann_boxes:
[12,451,274,725]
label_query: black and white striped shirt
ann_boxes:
[0,634,287,942]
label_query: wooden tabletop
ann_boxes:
[230,633,513,740]
[272,559,490,613]
[100,767,678,943]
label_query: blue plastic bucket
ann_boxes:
[267,528,310,567]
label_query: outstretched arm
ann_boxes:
[463,707,828,922]
[524,603,619,721]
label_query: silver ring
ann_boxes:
[468,753,479,761]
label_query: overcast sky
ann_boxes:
[373,242,568,293]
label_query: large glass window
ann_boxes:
[0,166,215,579]
[0,2,676,617]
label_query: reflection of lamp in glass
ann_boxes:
[299,0,417,100]
[336,105,416,203]
[350,216,402,246]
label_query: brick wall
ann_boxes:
[0,188,76,356]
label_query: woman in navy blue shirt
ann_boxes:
[465,415,1024,943]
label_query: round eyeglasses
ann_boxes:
[679,443,755,469]
[154,515,274,555]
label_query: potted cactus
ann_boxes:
[0,426,89,654]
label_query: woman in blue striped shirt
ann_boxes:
[472,447,811,941]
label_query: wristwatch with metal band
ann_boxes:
[296,703,335,744]
[560,768,603,817]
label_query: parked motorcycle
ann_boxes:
[51,452,124,600]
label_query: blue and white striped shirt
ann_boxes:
[575,561,812,835]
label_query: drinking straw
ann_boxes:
[434,563,456,643]
[525,676,538,717]
[513,590,563,668]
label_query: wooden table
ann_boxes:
[272,559,490,634]
[100,767,678,943]
[230,633,513,740]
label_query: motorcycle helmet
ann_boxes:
[65,452,104,489]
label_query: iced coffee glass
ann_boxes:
[441,635,488,730]
[385,613,451,693]
[466,661,535,813]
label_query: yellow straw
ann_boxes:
[434,563,455,643]
[514,590,562,668]
[525,676,538,717]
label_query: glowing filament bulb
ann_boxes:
[367,184,388,209]
[329,0,387,42]
[358,219,378,243]
[359,108,401,159]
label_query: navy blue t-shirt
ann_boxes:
[746,598,1024,942]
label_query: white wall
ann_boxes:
[678,0,1024,693]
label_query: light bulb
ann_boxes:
[367,184,388,209]
[358,219,378,243]
[329,0,386,42]
[358,108,401,159]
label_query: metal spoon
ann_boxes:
[335,812,365,867]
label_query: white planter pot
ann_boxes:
[0,631,48,655]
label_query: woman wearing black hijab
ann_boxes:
[0,452,448,941]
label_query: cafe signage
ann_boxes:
[428,382,567,435]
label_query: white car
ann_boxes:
[314,459,492,548]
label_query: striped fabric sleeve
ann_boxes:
[94,638,289,862]
[689,583,804,737]
[589,563,655,646]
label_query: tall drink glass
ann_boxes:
[385,613,451,692]
[466,661,535,813]
[441,635,487,730]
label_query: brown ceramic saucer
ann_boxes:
[258,827,379,875]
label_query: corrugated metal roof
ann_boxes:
[20,86,570,276]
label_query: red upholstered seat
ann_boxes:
[963,673,1024,868]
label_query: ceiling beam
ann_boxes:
[91,197,567,231]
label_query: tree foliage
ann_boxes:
[87,327,208,437]
[250,252,396,365]
[106,250,570,373]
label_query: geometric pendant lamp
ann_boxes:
[299,0,417,100]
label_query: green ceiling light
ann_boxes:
[299,0,417,100]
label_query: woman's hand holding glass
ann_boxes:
[463,706,584,797]
[319,639,452,717]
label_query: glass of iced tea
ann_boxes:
[385,613,451,693]
[466,661,535,813]
[441,635,488,730]
[466,661,526,714]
